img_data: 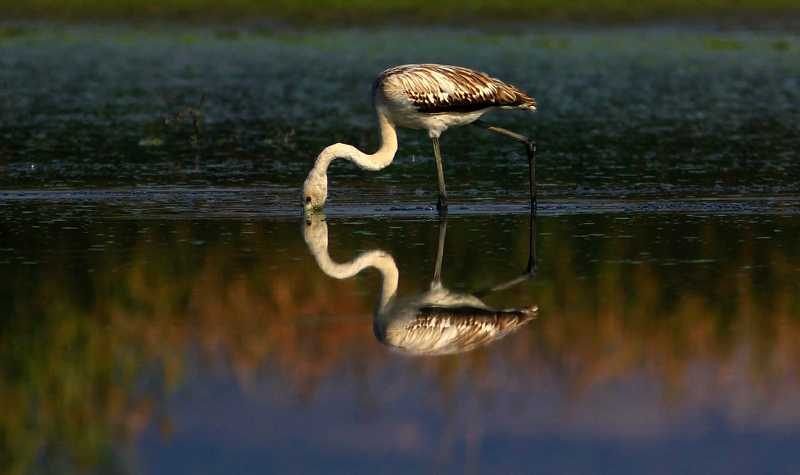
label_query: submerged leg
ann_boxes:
[473,120,537,214]
[431,136,448,213]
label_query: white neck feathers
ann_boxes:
[303,109,398,209]
[316,109,398,173]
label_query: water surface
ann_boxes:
[1,24,800,474]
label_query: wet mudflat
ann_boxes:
[1,24,800,474]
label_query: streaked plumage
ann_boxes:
[302,63,538,213]
[375,64,537,114]
[374,64,536,139]
[377,304,537,356]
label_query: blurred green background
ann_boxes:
[2,0,799,23]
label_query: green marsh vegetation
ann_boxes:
[1,0,799,23]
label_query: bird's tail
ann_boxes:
[517,94,537,111]
[497,82,537,111]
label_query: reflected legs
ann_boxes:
[474,211,537,297]
[431,215,448,289]
[525,210,537,274]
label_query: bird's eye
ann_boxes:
[305,196,311,204]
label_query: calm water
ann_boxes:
[1,24,800,474]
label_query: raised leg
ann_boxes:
[431,136,448,213]
[473,120,536,214]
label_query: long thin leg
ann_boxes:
[431,136,448,213]
[431,215,448,289]
[473,120,536,214]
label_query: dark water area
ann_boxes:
[1,24,800,474]
[1,26,799,201]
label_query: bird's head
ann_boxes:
[302,170,328,213]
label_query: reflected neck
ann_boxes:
[303,218,399,310]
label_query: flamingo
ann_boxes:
[302,64,537,214]
[302,213,538,355]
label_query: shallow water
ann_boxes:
[1,24,800,474]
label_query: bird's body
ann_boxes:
[375,64,536,137]
[303,63,537,213]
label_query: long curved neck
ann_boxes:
[312,109,398,177]
[303,216,398,310]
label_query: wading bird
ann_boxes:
[303,213,538,355]
[302,64,537,214]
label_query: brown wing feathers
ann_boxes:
[378,64,536,113]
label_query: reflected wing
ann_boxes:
[379,305,537,355]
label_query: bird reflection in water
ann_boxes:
[303,214,538,355]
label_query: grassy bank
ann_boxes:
[2,0,799,24]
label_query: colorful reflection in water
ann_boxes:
[2,206,799,474]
